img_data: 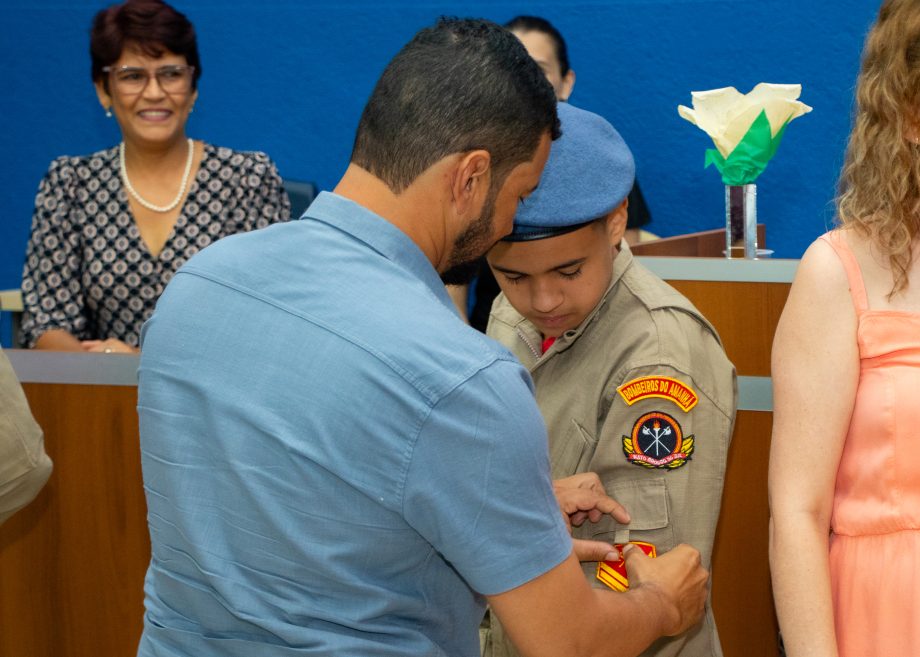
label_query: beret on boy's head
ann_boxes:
[506,102,636,242]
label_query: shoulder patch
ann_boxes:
[616,375,698,412]
[622,411,694,469]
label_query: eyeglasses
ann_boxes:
[102,65,195,95]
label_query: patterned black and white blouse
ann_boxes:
[20,143,291,348]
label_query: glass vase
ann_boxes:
[725,184,757,259]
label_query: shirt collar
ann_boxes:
[303,191,457,312]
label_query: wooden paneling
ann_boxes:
[666,278,788,656]
[631,225,766,258]
[0,384,148,657]
[711,411,780,657]
[669,280,790,377]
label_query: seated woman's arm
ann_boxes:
[34,329,83,351]
[20,158,91,351]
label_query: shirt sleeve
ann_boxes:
[588,361,736,568]
[19,158,89,347]
[242,153,291,230]
[402,360,572,596]
[0,349,52,525]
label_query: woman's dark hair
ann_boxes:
[351,17,559,194]
[504,15,570,76]
[90,0,201,90]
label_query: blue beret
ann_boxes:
[507,102,636,241]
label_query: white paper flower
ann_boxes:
[678,83,812,185]
[678,83,812,158]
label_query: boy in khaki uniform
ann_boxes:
[485,103,736,657]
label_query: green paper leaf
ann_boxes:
[704,148,726,171]
[702,110,795,185]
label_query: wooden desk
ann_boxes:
[0,354,145,657]
[631,225,767,258]
[0,259,795,656]
[639,256,795,657]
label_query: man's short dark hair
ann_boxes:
[351,17,560,194]
[504,15,570,76]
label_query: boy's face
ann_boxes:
[487,202,627,337]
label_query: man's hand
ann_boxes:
[553,472,630,562]
[624,543,709,636]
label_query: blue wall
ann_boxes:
[1,0,879,294]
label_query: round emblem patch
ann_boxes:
[622,411,694,469]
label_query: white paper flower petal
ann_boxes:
[690,87,744,139]
[747,84,812,136]
[721,105,765,156]
[677,83,812,154]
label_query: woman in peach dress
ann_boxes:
[769,2,920,656]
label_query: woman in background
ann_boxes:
[21,0,290,353]
[769,1,920,655]
[504,15,654,245]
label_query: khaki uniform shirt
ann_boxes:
[0,348,52,526]
[485,244,736,657]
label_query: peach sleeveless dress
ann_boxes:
[822,231,920,657]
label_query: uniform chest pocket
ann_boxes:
[575,477,675,554]
[548,419,599,480]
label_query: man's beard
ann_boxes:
[440,186,499,286]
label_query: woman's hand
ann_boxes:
[80,338,138,354]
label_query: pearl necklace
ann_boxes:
[119,138,194,213]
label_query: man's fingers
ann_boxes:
[572,538,617,563]
[554,473,630,527]
[558,488,630,524]
[553,472,605,495]
[622,542,650,572]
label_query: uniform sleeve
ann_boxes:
[241,153,291,230]
[19,158,89,347]
[0,349,52,525]
[578,361,736,571]
[402,361,572,596]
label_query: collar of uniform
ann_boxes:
[493,239,635,360]
[610,239,634,289]
[303,191,457,313]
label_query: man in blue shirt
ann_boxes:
[137,18,708,657]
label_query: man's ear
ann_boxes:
[605,199,629,247]
[451,150,491,216]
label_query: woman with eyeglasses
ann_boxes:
[20,0,290,353]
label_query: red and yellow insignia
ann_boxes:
[622,411,694,469]
[596,541,657,592]
[616,376,698,412]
